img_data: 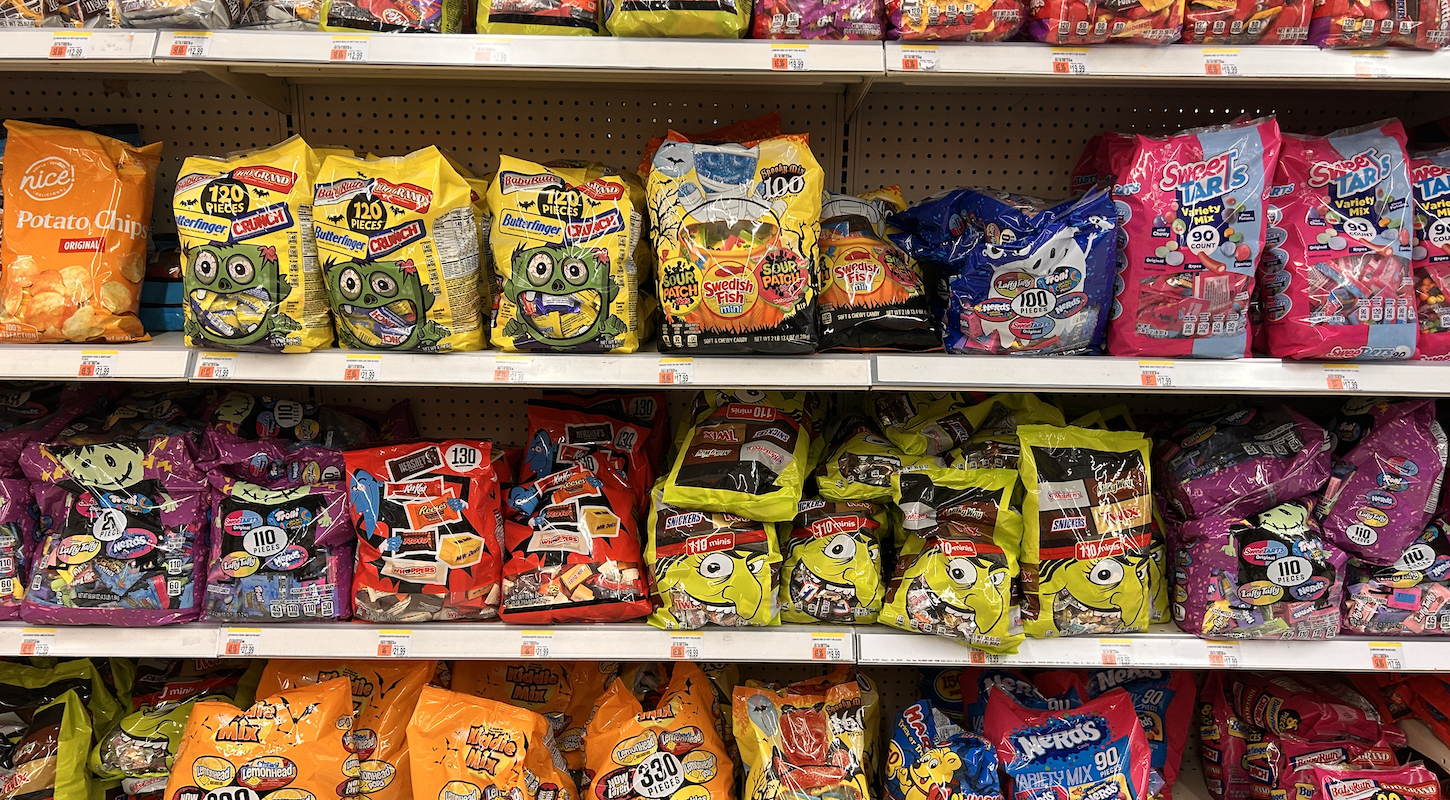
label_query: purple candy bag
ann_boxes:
[751,0,884,38]
[200,429,347,489]
[1157,405,1333,521]
[20,437,209,626]
[1172,500,1348,639]
[1319,399,1448,565]
[0,478,33,620]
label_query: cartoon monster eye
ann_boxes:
[1090,559,1125,586]
[561,257,588,285]
[370,273,398,297]
[339,267,363,301]
[193,251,219,285]
[699,553,734,580]
[990,570,1007,586]
[226,254,255,284]
[824,534,856,561]
[747,558,764,574]
[946,558,977,587]
[527,252,554,286]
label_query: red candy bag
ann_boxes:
[1200,672,1261,800]
[343,440,504,622]
[1310,764,1440,800]
[984,685,1152,800]
[1026,0,1185,43]
[1227,674,1382,743]
[1309,0,1445,47]
[520,399,655,512]
[1261,120,1417,361]
[1412,148,1450,359]
[542,390,668,472]
[885,0,1025,40]
[1256,731,1402,800]
[1087,669,1195,800]
[1107,117,1282,358]
[1182,0,1309,42]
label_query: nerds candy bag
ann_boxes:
[984,686,1151,800]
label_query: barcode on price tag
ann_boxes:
[168,32,212,57]
[18,628,56,656]
[78,350,117,378]
[659,358,694,385]
[377,629,412,657]
[669,632,702,660]
[770,44,809,71]
[899,45,939,71]
[218,628,262,657]
[1206,640,1241,667]
[1049,48,1088,75]
[810,632,846,661]
[493,356,531,383]
[344,354,382,382]
[1353,51,1390,78]
[1139,360,1175,387]
[519,629,554,657]
[329,36,370,62]
[1099,638,1133,666]
[1369,641,1403,670]
[1325,365,1360,391]
[473,37,512,63]
[195,352,237,380]
[48,33,90,59]
[1202,48,1241,76]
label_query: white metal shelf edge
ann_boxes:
[0,29,156,63]
[0,332,192,381]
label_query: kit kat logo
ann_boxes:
[1308,148,1395,193]
[1159,149,1249,205]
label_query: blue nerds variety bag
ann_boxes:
[887,699,1003,800]
[1087,670,1195,799]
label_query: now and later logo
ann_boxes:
[1160,149,1250,205]
[1308,148,1395,195]
[1013,715,1106,760]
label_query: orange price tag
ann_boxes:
[770,45,808,71]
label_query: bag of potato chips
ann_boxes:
[488,157,645,353]
[174,137,333,353]
[313,147,483,352]
[406,685,577,800]
[164,677,354,800]
[452,661,615,773]
[0,121,161,343]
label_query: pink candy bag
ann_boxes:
[1261,119,1417,360]
[1412,148,1450,359]
[1107,117,1282,358]
[1311,764,1441,800]
[1229,674,1382,742]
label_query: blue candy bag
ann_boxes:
[888,699,1003,800]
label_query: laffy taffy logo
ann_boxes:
[1159,150,1249,205]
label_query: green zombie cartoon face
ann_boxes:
[57,444,146,491]
[502,244,622,348]
[327,259,436,350]
[185,243,286,347]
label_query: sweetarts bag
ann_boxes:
[649,133,824,355]
[1182,0,1309,42]
[1025,0,1184,42]
[1155,404,1332,521]
[752,0,884,38]
[1344,517,1450,635]
[1412,148,1450,358]
[984,687,1152,800]
[886,700,1001,800]
[1086,670,1194,799]
[1319,399,1447,565]
[174,136,333,353]
[20,437,208,626]
[885,0,1024,39]
[1172,500,1347,639]
[1107,117,1282,358]
[781,498,887,624]
[452,661,614,773]
[1261,120,1416,360]
[1310,765,1440,800]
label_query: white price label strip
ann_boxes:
[899,45,939,71]
[1099,638,1133,666]
[771,44,809,71]
[811,632,847,661]
[669,632,702,660]
[329,36,370,62]
[1325,365,1360,391]
[168,32,212,57]
[344,354,382,382]
[19,628,56,656]
[49,32,90,59]
[473,38,512,64]
[493,356,531,383]
[519,629,554,658]
[377,629,412,657]
[219,628,262,657]
[1369,641,1403,670]
[1139,360,1175,387]
[1206,640,1241,667]
[1050,47,1088,75]
[1202,48,1241,76]
[659,358,694,385]
[78,350,116,378]
[195,352,237,380]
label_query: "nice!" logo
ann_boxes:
[19,157,73,202]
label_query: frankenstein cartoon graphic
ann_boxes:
[326,258,445,350]
[185,242,298,349]
[656,547,772,625]
[502,243,625,349]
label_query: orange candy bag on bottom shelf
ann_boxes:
[408,685,579,800]
[584,662,735,800]
[452,660,615,772]
[0,121,162,343]
[164,676,354,800]
[255,659,433,800]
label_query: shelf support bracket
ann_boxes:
[196,66,292,114]
[844,76,875,122]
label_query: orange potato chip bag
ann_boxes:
[408,685,578,800]
[0,121,161,343]
[256,659,433,800]
[164,676,354,800]
[452,661,614,772]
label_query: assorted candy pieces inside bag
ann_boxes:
[1344,517,1450,634]
[406,685,578,800]
[1172,499,1347,639]
[321,0,461,30]
[880,468,1026,654]
[869,392,990,458]
[752,0,884,38]
[0,121,161,343]
[173,137,333,353]
[1017,425,1155,638]
[885,699,1001,800]
[733,677,871,800]
[452,660,614,773]
[487,157,645,353]
[313,147,484,352]
[884,0,1024,39]
[19,437,208,626]
[780,498,887,624]
[1181,0,1309,42]
[663,398,811,523]
[501,463,652,623]
[1086,670,1194,798]
[111,0,239,27]
[1261,120,1417,360]
[1025,0,1184,42]
[477,0,599,32]
[163,676,354,800]
[0,659,126,800]
[236,0,322,27]
[816,187,937,351]
[649,133,824,355]
[602,0,749,36]
[344,440,504,622]
[1412,148,1450,358]
[983,686,1151,800]
[647,484,782,630]
[815,414,942,503]
[203,477,353,623]
[1107,117,1282,358]
[520,400,655,512]
[0,477,32,619]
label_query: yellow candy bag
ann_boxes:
[487,157,644,352]
[603,0,749,36]
[174,136,333,353]
[880,467,1025,654]
[868,392,994,457]
[164,677,354,800]
[816,415,941,503]
[313,147,483,352]
[663,396,811,522]
[733,676,870,800]
[255,659,433,800]
[475,0,599,34]
[1017,424,1154,638]
[947,393,1066,470]
[407,685,577,800]
[780,498,887,624]
[451,661,614,772]
[464,174,495,329]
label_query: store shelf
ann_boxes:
[0,29,158,70]
[0,332,191,382]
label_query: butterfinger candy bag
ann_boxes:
[886,700,1001,800]
[1026,0,1184,42]
[733,678,870,800]
[1086,670,1194,799]
[488,157,645,353]
[1412,149,1450,358]
[886,0,1024,39]
[164,677,354,800]
[1107,117,1282,358]
[1018,425,1154,638]
[345,440,504,622]
[1343,518,1450,635]
[881,468,1025,654]
[650,133,824,355]
[984,687,1151,800]
[313,147,483,352]
[257,660,431,800]
[663,398,810,523]
[586,662,734,800]
[453,661,613,772]
[407,685,578,800]
[0,121,161,343]
[781,498,887,624]
[869,392,991,458]
[1262,120,1416,360]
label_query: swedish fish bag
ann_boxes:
[452,661,614,772]
[256,659,432,800]
[173,136,333,353]
[881,467,1025,654]
[650,133,823,354]
[164,677,354,800]
[488,157,643,352]
[313,147,483,352]
[407,685,577,800]
[585,662,735,800]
